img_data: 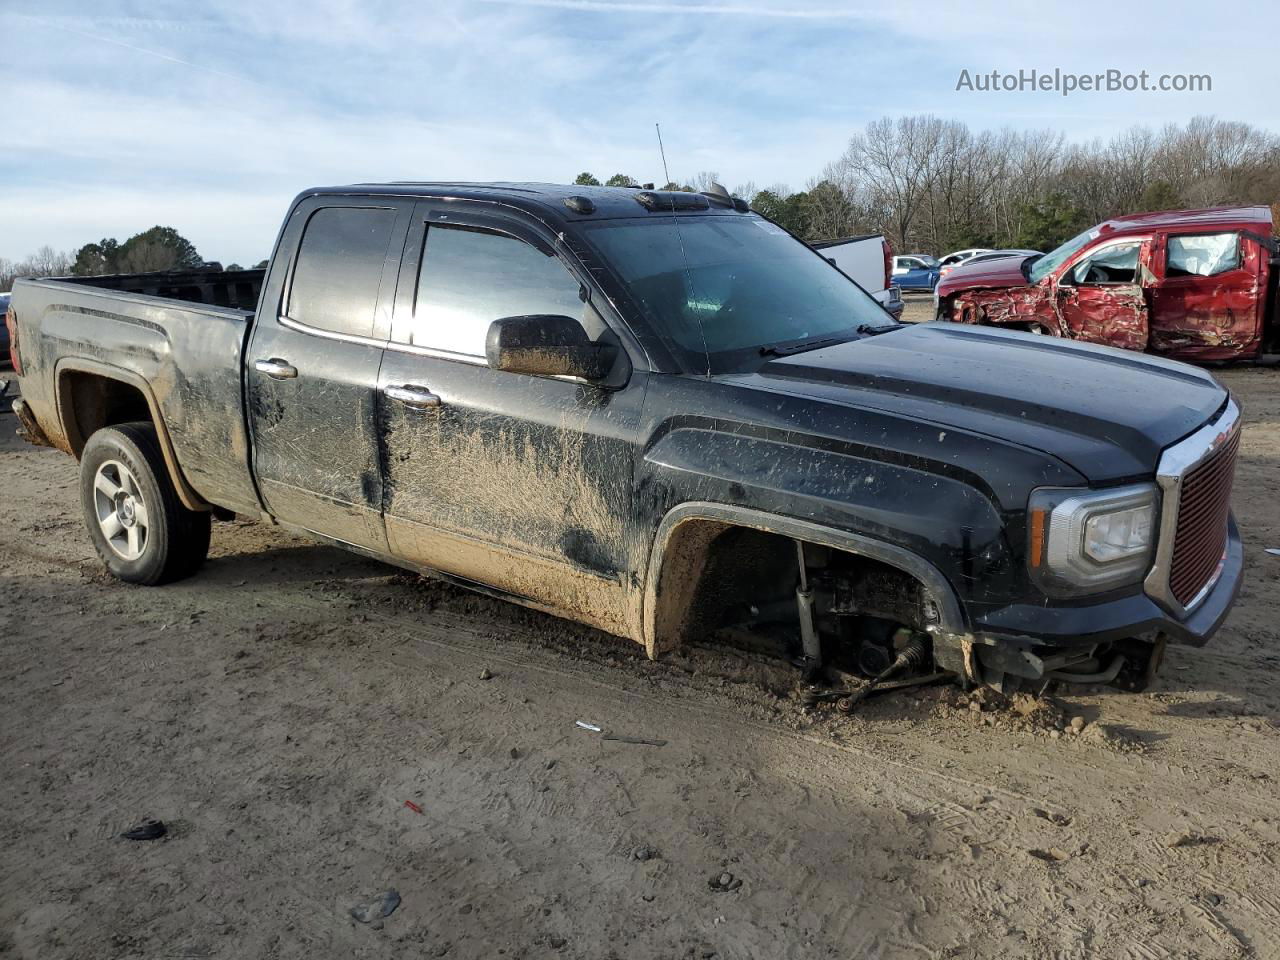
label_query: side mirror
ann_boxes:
[485,314,617,381]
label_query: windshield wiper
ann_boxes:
[759,333,854,357]
[855,321,902,337]
[760,323,903,358]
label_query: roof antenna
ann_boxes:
[654,122,711,377]
[655,122,672,187]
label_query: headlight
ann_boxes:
[1027,484,1158,595]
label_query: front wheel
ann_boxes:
[80,422,211,585]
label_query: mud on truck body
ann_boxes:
[5,182,1243,695]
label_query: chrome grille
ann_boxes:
[1144,400,1241,617]
[1169,427,1239,607]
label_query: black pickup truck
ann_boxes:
[6,182,1243,693]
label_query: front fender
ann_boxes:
[638,426,1012,608]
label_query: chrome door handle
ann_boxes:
[385,384,441,409]
[254,358,298,380]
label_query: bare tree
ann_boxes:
[27,246,72,277]
[807,114,1280,256]
[830,115,949,250]
[1156,116,1280,207]
[0,247,76,291]
[916,122,1006,250]
[690,171,723,193]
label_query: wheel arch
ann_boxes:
[935,291,954,322]
[640,501,966,658]
[54,358,209,511]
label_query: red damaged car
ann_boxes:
[935,206,1278,362]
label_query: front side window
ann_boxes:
[410,225,585,356]
[1167,233,1241,278]
[1029,227,1097,284]
[288,206,396,337]
[1069,241,1142,285]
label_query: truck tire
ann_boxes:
[80,422,211,585]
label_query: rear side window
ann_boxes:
[288,206,396,337]
[1167,233,1241,278]
[410,225,584,356]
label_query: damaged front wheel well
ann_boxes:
[645,510,950,659]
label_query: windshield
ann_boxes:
[582,215,890,373]
[1028,227,1097,284]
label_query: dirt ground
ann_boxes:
[3,365,1280,960]
[900,292,936,325]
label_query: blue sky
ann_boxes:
[2,0,1276,265]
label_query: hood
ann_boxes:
[936,256,1031,296]
[750,322,1228,483]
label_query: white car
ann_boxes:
[939,247,992,269]
[938,248,993,281]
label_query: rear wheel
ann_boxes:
[80,422,211,585]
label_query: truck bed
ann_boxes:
[57,267,266,312]
[10,274,263,516]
